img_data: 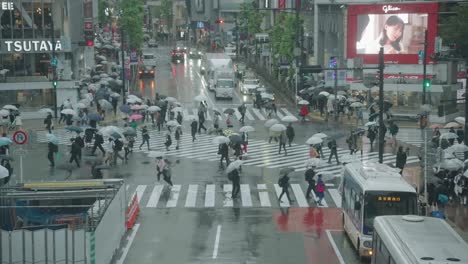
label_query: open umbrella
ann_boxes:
[264,118,279,128]
[110,92,120,98]
[0,165,9,179]
[99,99,113,110]
[194,95,208,102]
[306,136,323,145]
[166,120,179,127]
[130,114,143,120]
[305,158,323,168]
[148,151,165,158]
[446,144,468,153]
[164,97,178,103]
[223,108,235,115]
[171,107,183,112]
[340,154,360,164]
[444,122,462,129]
[319,91,330,97]
[88,113,102,121]
[99,126,122,136]
[213,109,222,116]
[270,123,287,132]
[3,105,18,111]
[212,136,230,145]
[226,160,243,174]
[229,134,243,144]
[312,133,328,139]
[430,124,443,129]
[120,105,131,113]
[350,102,364,108]
[279,167,295,175]
[131,104,144,110]
[281,116,298,123]
[46,133,59,145]
[455,117,465,124]
[0,109,9,117]
[257,87,267,92]
[75,102,87,109]
[441,132,458,139]
[438,158,464,171]
[65,126,83,133]
[420,104,432,112]
[261,93,274,100]
[223,129,234,137]
[61,109,76,115]
[123,127,137,137]
[39,108,53,114]
[239,126,255,133]
[147,106,161,112]
[365,121,377,127]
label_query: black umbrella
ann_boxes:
[229,134,243,144]
[88,113,102,121]
[123,127,137,137]
[213,109,222,116]
[224,108,235,115]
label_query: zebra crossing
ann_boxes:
[396,128,426,148]
[126,182,336,209]
[37,131,420,174]
[175,106,296,122]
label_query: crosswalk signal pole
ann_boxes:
[378,47,385,163]
[50,10,58,119]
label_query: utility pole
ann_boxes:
[50,11,58,118]
[234,13,239,61]
[465,73,468,160]
[334,63,338,121]
[422,29,428,105]
[120,27,126,103]
[378,47,385,163]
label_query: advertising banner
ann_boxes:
[347,3,438,64]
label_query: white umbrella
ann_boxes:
[140,104,149,110]
[444,122,462,129]
[147,106,161,112]
[306,136,323,145]
[441,132,458,139]
[313,133,328,139]
[100,73,109,78]
[127,95,140,100]
[61,109,76,115]
[270,123,287,132]
[226,160,243,174]
[281,116,299,123]
[340,154,360,164]
[365,121,377,127]
[0,109,9,117]
[75,102,87,109]
[439,158,464,171]
[264,118,279,128]
[305,158,323,168]
[164,97,178,103]
[194,95,208,102]
[38,108,53,114]
[212,136,230,145]
[329,94,346,100]
[3,105,17,111]
[0,165,9,179]
[148,151,165,158]
[171,107,183,112]
[350,102,364,108]
[98,99,113,110]
[298,100,309,105]
[318,172,339,182]
[99,126,123,137]
[131,105,144,110]
[455,117,465,124]
[166,120,179,127]
[101,60,108,65]
[96,55,106,61]
[239,126,255,133]
[319,91,330,97]
[110,92,120,98]
[446,144,468,153]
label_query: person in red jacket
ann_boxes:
[300,105,309,121]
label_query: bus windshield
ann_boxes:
[217,80,234,88]
[363,191,417,235]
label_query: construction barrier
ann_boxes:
[126,194,140,229]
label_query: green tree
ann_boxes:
[239,1,264,41]
[269,13,303,66]
[98,0,110,25]
[119,0,144,50]
[439,4,468,59]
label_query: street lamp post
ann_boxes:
[422,30,428,105]
[378,47,385,163]
[120,27,126,104]
[50,11,58,118]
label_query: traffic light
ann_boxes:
[423,78,431,90]
[86,40,94,47]
[53,80,57,87]
[215,19,224,24]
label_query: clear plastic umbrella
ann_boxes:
[194,95,208,102]
[171,107,183,112]
[212,136,230,145]
[46,133,59,145]
[441,132,458,139]
[164,97,177,103]
[147,106,161,112]
[455,117,465,124]
[350,102,364,108]
[281,116,299,123]
[226,160,243,174]
[312,133,328,139]
[39,108,53,114]
[305,158,323,168]
[365,121,377,127]
[279,167,295,175]
[306,136,323,145]
[264,118,279,128]
[0,109,9,117]
[298,100,309,105]
[166,120,179,127]
[239,126,255,133]
[3,105,18,111]
[270,123,287,132]
[61,109,76,115]
[444,122,462,129]
[0,165,9,179]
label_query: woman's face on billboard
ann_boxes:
[384,23,403,42]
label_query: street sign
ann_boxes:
[196,21,204,29]
[84,20,93,31]
[13,130,28,145]
[130,50,138,63]
[51,57,58,67]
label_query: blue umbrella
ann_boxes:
[65,126,83,133]
[46,133,59,145]
[119,105,131,113]
[0,137,13,146]
[88,113,102,121]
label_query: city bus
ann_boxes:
[372,215,468,264]
[341,162,418,257]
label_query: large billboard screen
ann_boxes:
[347,3,438,64]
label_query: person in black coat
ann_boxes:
[219,142,229,166]
[176,112,183,125]
[65,114,73,126]
[139,126,150,150]
[278,173,294,203]
[367,127,376,151]
[286,123,295,147]
[69,139,81,167]
[44,113,53,133]
[175,127,182,150]
[395,146,407,174]
[47,142,57,167]
[190,119,198,142]
[327,139,340,164]
[305,167,316,199]
[198,110,207,133]
[165,133,172,151]
[91,132,105,156]
[230,168,241,198]
[74,134,85,160]
[456,128,464,144]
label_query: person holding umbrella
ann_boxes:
[198,109,207,133]
[176,111,183,125]
[300,104,309,122]
[315,174,326,206]
[47,140,58,167]
[278,131,288,156]
[219,142,229,166]
[69,138,81,167]
[139,125,150,150]
[367,126,377,151]
[327,138,340,164]
[91,132,105,156]
[191,119,198,142]
[175,126,182,150]
[229,167,241,199]
[395,146,407,175]
[286,123,295,147]
[278,172,294,203]
[164,133,172,151]
[44,113,53,133]
[238,103,246,124]
[156,156,166,182]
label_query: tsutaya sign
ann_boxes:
[1,39,62,53]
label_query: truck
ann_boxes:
[201,53,235,96]
[213,70,235,99]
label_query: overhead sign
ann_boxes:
[1,40,62,53]
[13,130,28,145]
[196,21,204,29]
[1,2,13,10]
[84,20,93,31]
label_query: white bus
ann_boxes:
[341,162,418,258]
[372,215,468,264]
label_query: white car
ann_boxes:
[240,79,260,94]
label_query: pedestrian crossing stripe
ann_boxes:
[173,106,296,122]
[36,131,419,174]
[131,183,326,209]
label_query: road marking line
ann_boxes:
[252,108,266,120]
[291,184,309,207]
[329,189,342,208]
[281,108,295,117]
[223,184,233,207]
[116,223,141,264]
[205,184,215,207]
[134,185,147,204]
[146,185,164,208]
[326,230,347,264]
[257,184,267,190]
[276,109,284,119]
[245,109,254,120]
[258,184,271,207]
[185,184,198,207]
[274,184,290,207]
[240,184,253,207]
[234,109,242,120]
[212,225,222,259]
[166,185,181,208]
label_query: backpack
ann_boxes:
[114,140,123,151]
[316,182,325,193]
